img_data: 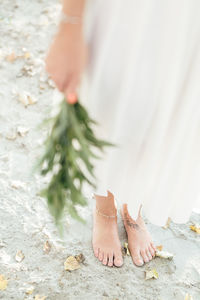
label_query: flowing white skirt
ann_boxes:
[82,0,200,226]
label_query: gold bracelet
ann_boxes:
[60,11,82,25]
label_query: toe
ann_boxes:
[93,247,99,258]
[146,248,152,260]
[108,252,114,267]
[140,249,149,263]
[102,253,108,265]
[149,245,156,257]
[131,248,144,266]
[151,242,157,252]
[114,252,123,267]
[98,250,104,262]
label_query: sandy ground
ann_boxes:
[0,1,200,299]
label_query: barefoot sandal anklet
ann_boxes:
[96,207,117,218]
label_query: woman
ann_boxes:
[46,0,200,267]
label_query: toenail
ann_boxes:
[108,263,113,267]
[99,254,103,261]
[114,259,123,266]
[137,259,144,266]
[116,259,122,263]
[139,259,143,263]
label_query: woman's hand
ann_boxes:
[45,23,87,104]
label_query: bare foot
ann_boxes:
[121,204,156,267]
[92,190,123,267]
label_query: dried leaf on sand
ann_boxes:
[190,223,200,234]
[25,288,34,295]
[0,275,8,290]
[24,52,31,59]
[75,253,85,263]
[34,295,47,300]
[27,94,37,105]
[163,217,171,229]
[184,294,194,300]
[155,249,174,260]
[145,269,159,280]
[6,52,17,62]
[123,242,130,256]
[15,250,25,262]
[64,256,81,271]
[47,79,56,88]
[43,241,51,254]
[6,132,17,141]
[17,92,37,107]
[156,245,163,251]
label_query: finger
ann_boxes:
[64,75,79,104]
[66,92,78,104]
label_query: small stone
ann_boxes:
[11,180,26,190]
[15,250,25,263]
[0,240,6,248]
[17,126,29,137]
[6,132,17,140]
[25,287,35,295]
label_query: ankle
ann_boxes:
[136,214,146,227]
[94,191,117,216]
[95,200,117,216]
[95,206,117,219]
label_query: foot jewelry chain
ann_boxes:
[96,208,117,218]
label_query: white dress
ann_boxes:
[82,0,200,226]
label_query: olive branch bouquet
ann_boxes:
[37,99,114,225]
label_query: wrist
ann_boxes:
[58,21,83,36]
[58,11,83,34]
[60,11,82,25]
